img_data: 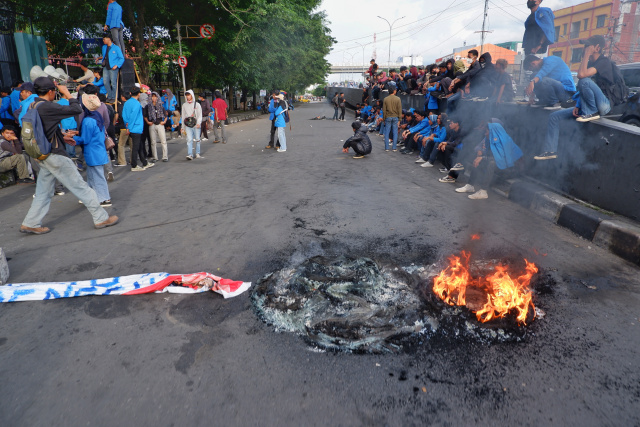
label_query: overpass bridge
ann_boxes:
[329,65,367,74]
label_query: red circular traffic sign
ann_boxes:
[200,24,215,39]
[178,56,188,68]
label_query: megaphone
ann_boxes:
[43,65,64,81]
[55,68,70,81]
[29,65,49,82]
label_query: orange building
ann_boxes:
[547,0,614,71]
[435,43,517,66]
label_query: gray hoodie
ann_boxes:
[181,89,202,125]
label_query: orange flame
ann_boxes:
[471,234,481,240]
[432,251,538,325]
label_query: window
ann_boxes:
[596,15,606,28]
[563,23,568,35]
[552,51,563,57]
[570,22,581,39]
[583,19,589,31]
[571,48,583,63]
[554,26,560,42]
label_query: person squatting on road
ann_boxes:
[20,77,118,234]
[182,89,203,160]
[342,122,372,159]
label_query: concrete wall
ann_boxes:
[328,87,640,220]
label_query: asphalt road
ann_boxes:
[1,102,639,427]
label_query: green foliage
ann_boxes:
[311,84,326,97]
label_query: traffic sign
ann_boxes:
[200,24,215,39]
[178,56,188,68]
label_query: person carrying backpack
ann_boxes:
[274,93,288,152]
[19,77,118,235]
[534,35,627,161]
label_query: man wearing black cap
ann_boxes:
[534,35,616,160]
[20,77,118,234]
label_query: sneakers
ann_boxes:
[439,167,449,173]
[213,140,221,143]
[439,176,456,183]
[94,215,119,229]
[561,98,577,108]
[54,190,66,196]
[468,189,488,199]
[186,155,193,160]
[455,184,475,193]
[202,137,208,141]
[107,172,114,182]
[415,158,426,163]
[100,200,112,207]
[277,148,287,152]
[162,158,169,162]
[17,178,35,184]
[195,154,202,159]
[114,163,127,167]
[543,103,562,110]
[420,161,434,168]
[144,162,155,169]
[19,225,51,235]
[353,154,364,159]
[576,113,600,122]
[131,166,146,171]
[450,163,465,171]
[534,151,557,160]
[384,149,389,152]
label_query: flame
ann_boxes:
[471,234,481,240]
[432,251,538,325]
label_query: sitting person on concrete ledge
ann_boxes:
[523,54,576,109]
[455,119,522,199]
[342,122,372,159]
[0,126,34,184]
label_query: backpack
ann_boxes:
[606,62,629,106]
[21,101,52,160]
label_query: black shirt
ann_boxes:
[587,55,614,93]
[33,97,83,157]
[495,71,514,101]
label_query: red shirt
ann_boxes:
[211,98,228,121]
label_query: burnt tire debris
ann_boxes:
[251,256,549,354]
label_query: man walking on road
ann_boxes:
[20,77,118,234]
[382,83,402,151]
[104,0,125,53]
[122,87,152,171]
[182,89,202,160]
[211,90,228,144]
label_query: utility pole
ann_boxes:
[480,0,489,54]
[176,21,187,97]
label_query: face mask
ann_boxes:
[527,1,536,9]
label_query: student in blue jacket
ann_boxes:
[91,69,108,95]
[73,94,112,206]
[122,87,152,171]
[417,114,447,166]
[265,90,280,149]
[104,0,125,52]
[523,0,555,54]
[100,34,125,103]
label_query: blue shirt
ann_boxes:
[105,1,124,29]
[268,99,278,120]
[161,94,177,112]
[73,117,109,166]
[0,96,11,120]
[18,94,38,126]
[93,78,108,95]
[101,43,125,69]
[10,89,21,113]
[122,97,143,134]
[409,119,429,134]
[57,98,78,130]
[535,56,576,92]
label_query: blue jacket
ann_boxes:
[432,126,447,143]
[425,85,439,110]
[57,98,78,130]
[105,1,124,29]
[10,89,21,113]
[102,43,125,69]
[93,78,108,95]
[18,94,38,126]
[122,97,143,134]
[535,56,576,92]
[533,7,555,45]
[73,117,109,166]
[409,119,429,134]
[161,95,177,112]
[274,102,287,127]
[0,96,11,120]
[268,99,278,120]
[488,123,523,170]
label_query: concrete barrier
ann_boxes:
[328,86,640,221]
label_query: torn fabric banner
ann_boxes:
[0,272,251,303]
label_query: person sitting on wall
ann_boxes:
[493,59,515,104]
[437,116,467,183]
[523,0,555,55]
[523,54,576,109]
[342,121,373,159]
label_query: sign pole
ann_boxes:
[176,21,187,99]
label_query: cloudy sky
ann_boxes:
[320,0,579,67]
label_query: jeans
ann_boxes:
[149,124,167,160]
[213,120,227,143]
[446,91,462,113]
[339,107,345,120]
[577,78,611,116]
[185,126,201,156]
[543,107,575,153]
[383,117,399,150]
[110,26,125,53]
[63,140,77,158]
[332,107,339,120]
[22,154,109,227]
[130,133,147,168]
[86,165,110,202]
[535,77,573,105]
[103,68,118,100]
[277,127,287,150]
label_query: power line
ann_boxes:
[420,14,483,58]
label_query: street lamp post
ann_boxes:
[377,15,405,71]
[353,41,368,81]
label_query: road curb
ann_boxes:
[497,178,640,267]
[0,248,9,285]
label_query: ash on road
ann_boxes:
[0,103,639,426]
